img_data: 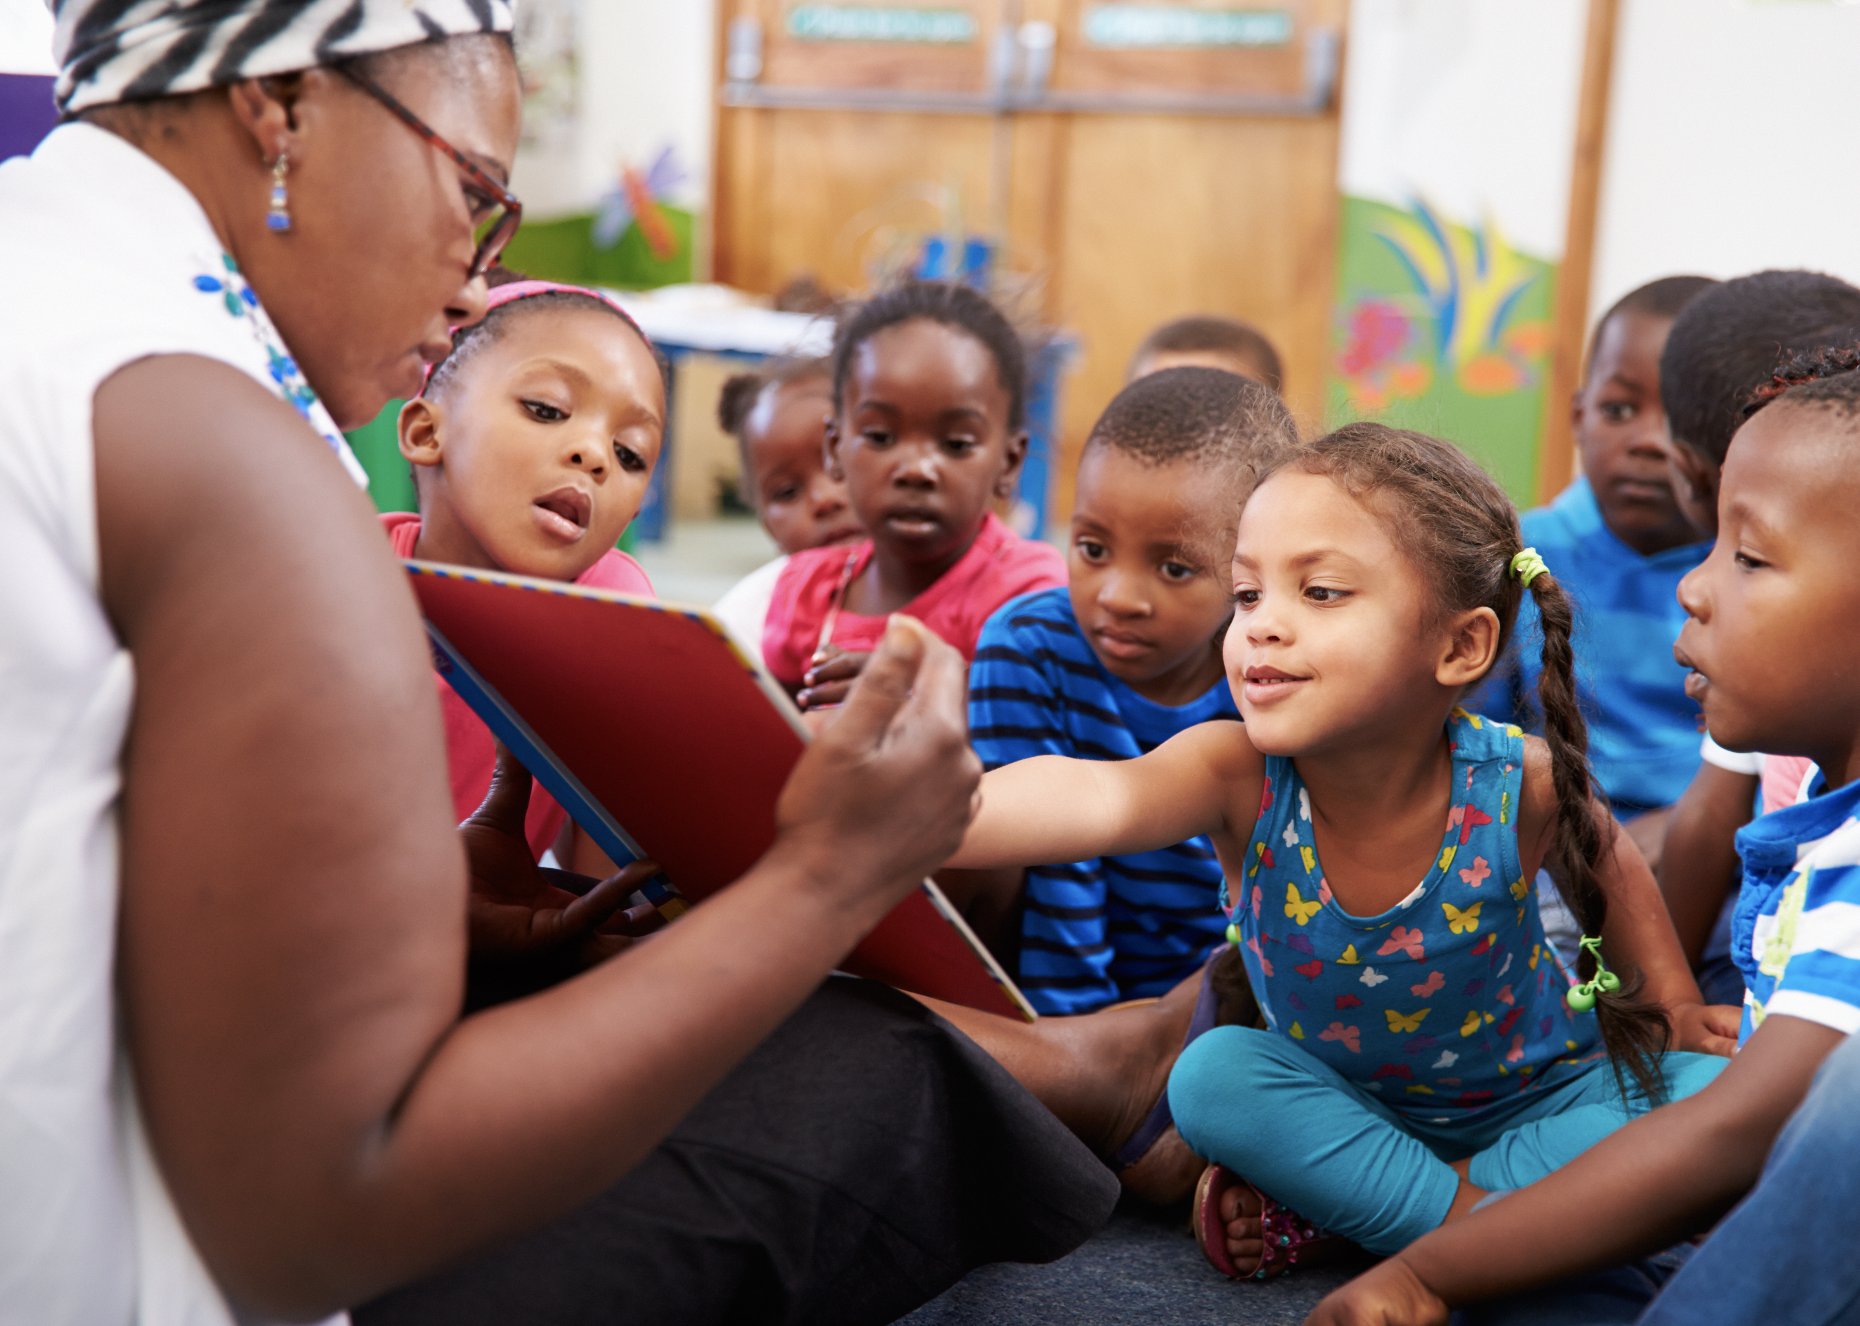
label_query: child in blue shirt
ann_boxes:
[1305,352,1860,1326]
[1468,277,1718,869]
[1652,271,1860,1003]
[964,367,1297,1013]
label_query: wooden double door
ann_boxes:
[711,0,1349,521]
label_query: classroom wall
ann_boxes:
[512,0,716,236]
[1589,0,1860,313]
[1327,0,1588,504]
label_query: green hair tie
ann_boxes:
[1565,935,1621,1012]
[1511,547,1550,587]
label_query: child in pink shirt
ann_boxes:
[387,278,662,863]
[762,281,1066,707]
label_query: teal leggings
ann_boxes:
[1167,1027,1725,1256]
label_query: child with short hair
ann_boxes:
[1127,314,1284,393]
[946,423,1734,1278]
[1467,277,1718,853]
[709,358,862,655]
[1305,357,1860,1326]
[967,367,1297,1015]
[762,281,1067,708]
[386,278,663,884]
[1655,271,1860,1004]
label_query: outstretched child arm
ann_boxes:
[947,720,1259,871]
[1519,740,1740,1057]
[1303,1013,1846,1326]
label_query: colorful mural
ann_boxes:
[1327,195,1558,502]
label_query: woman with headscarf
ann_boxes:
[0,4,1117,1324]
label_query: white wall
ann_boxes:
[1591,0,1860,313]
[1339,0,1587,262]
[0,0,54,75]
[511,1,715,231]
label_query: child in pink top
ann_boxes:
[762,281,1066,707]
[388,278,662,863]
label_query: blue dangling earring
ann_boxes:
[266,154,291,233]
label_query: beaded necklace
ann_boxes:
[190,252,350,463]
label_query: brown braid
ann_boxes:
[1524,570,1669,1104]
[1255,422,1669,1103]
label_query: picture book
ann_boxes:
[405,559,1035,1022]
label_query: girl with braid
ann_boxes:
[946,423,1738,1280]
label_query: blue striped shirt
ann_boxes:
[1733,772,1860,1045]
[969,588,1237,1014]
[1465,478,1709,813]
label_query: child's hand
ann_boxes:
[1304,1256,1448,1326]
[1669,1001,1742,1058]
[798,643,872,710]
[460,744,663,965]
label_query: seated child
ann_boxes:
[945,422,1735,1278]
[1127,314,1284,393]
[1304,356,1860,1326]
[1466,277,1718,872]
[762,280,1067,707]
[709,357,862,655]
[967,367,1297,1014]
[385,278,663,884]
[1654,270,1860,1003]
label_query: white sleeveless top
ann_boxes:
[0,123,360,1326]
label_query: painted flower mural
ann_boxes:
[1327,196,1558,502]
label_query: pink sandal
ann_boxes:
[1193,1164,1339,1281]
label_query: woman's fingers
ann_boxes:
[817,616,927,749]
[774,616,981,913]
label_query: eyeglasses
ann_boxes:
[333,62,522,280]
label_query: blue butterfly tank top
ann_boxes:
[1223,708,1597,1120]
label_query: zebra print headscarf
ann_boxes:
[51,0,515,114]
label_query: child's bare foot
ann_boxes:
[914,948,1260,1205]
[1198,1166,1345,1281]
[1101,944,1266,1200]
[1208,1158,1477,1279]
[1120,1123,1205,1205]
[914,962,1209,1201]
[1217,1172,1268,1272]
[1090,971,1205,1155]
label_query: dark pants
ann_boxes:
[357,976,1118,1326]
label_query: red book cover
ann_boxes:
[406,560,1034,1022]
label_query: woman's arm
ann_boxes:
[100,357,981,1320]
[1303,1014,1846,1325]
[945,721,1256,870]
[1659,762,1758,965]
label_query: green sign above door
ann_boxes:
[786,6,979,43]
[1082,5,1293,48]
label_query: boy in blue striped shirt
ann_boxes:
[964,367,1297,1014]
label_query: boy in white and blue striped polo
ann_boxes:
[968,368,1297,1014]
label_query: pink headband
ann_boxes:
[421,279,652,393]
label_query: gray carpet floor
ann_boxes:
[898,1197,1373,1325]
